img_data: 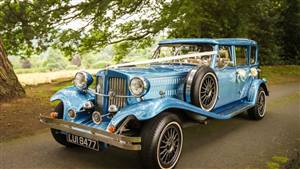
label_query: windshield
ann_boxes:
[152,44,214,65]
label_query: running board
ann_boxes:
[214,102,254,117]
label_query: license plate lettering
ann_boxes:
[67,134,99,151]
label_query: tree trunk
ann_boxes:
[0,37,25,100]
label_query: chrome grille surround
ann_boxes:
[108,77,127,108]
[95,76,127,112]
[96,77,104,111]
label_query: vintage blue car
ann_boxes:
[40,38,268,169]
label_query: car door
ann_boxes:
[214,45,238,107]
[234,45,252,99]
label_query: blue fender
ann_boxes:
[110,97,231,126]
[50,86,95,120]
[247,78,268,104]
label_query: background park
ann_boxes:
[0,0,299,169]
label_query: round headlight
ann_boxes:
[73,71,93,90]
[129,77,147,96]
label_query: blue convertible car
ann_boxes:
[40,38,268,169]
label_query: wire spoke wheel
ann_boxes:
[257,91,266,117]
[157,122,183,169]
[199,73,218,111]
[247,87,267,120]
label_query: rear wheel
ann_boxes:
[248,87,267,120]
[50,102,76,147]
[141,113,183,169]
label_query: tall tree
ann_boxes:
[0,0,296,99]
[279,0,300,64]
[166,0,284,65]
[0,36,25,99]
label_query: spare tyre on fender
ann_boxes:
[185,66,219,111]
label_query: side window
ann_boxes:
[235,46,248,66]
[250,46,256,64]
[217,46,233,68]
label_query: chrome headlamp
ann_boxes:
[129,77,148,96]
[73,71,93,91]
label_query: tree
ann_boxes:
[0,0,297,99]
[279,0,300,64]
[43,48,69,71]
[166,0,284,65]
[0,36,25,99]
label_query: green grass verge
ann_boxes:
[261,65,300,85]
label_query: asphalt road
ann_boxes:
[1,83,299,169]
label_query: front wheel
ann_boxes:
[248,87,267,120]
[141,113,183,169]
[51,102,76,147]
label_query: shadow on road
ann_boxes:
[47,113,253,169]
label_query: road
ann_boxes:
[1,83,299,169]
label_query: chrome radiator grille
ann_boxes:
[108,77,127,108]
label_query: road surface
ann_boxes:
[1,83,299,169]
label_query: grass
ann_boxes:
[261,65,300,85]
[271,156,289,164]
[266,155,289,169]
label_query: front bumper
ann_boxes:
[40,115,141,151]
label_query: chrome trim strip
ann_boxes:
[40,115,141,151]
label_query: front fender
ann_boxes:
[110,97,233,126]
[50,86,95,120]
[247,79,268,104]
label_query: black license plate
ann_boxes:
[67,133,99,151]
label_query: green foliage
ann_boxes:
[81,50,111,68]
[267,161,280,169]
[0,0,299,65]
[278,0,300,64]
[113,42,131,63]
[266,155,289,169]
[271,156,289,164]
[166,0,285,65]
[42,48,69,71]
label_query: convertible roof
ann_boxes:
[159,38,257,46]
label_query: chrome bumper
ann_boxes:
[40,116,141,151]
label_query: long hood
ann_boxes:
[99,64,194,78]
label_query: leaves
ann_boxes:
[0,0,299,65]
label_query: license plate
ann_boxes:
[67,133,99,151]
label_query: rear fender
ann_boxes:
[50,86,95,120]
[247,79,269,104]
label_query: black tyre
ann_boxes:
[248,87,267,120]
[50,102,76,147]
[187,66,218,111]
[141,113,183,169]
